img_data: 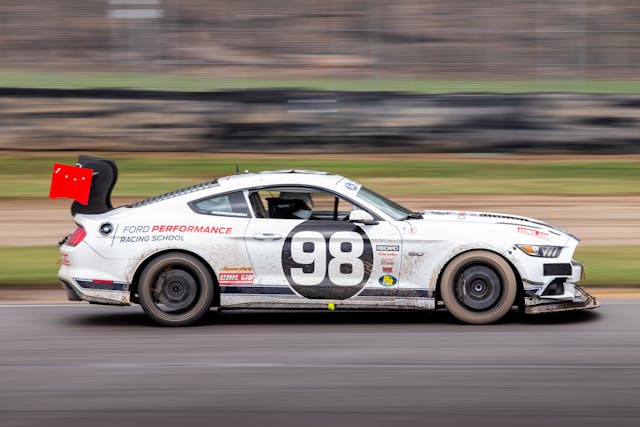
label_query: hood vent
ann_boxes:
[479,213,532,222]
[481,212,555,230]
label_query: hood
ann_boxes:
[418,210,579,242]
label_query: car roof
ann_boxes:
[127,170,349,209]
[217,170,346,191]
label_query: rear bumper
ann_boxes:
[58,244,132,306]
[59,277,130,306]
[524,284,599,314]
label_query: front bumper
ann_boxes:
[521,259,599,314]
[524,284,599,314]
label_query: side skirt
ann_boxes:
[220,294,436,311]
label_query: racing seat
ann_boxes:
[266,197,308,219]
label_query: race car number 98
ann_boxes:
[282,221,373,300]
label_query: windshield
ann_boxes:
[356,186,413,220]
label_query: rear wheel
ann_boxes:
[138,253,215,326]
[440,250,517,324]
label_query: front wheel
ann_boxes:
[440,250,517,324]
[138,253,215,326]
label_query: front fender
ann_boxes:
[427,242,514,291]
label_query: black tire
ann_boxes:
[440,250,517,324]
[138,253,215,326]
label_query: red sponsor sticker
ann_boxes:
[382,266,393,273]
[60,253,70,266]
[219,271,254,285]
[151,225,232,234]
[517,227,550,240]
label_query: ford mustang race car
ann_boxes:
[57,156,598,326]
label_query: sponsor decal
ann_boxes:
[344,182,358,191]
[117,224,233,243]
[401,226,418,235]
[282,221,373,300]
[121,225,232,234]
[380,251,398,257]
[376,244,399,252]
[120,235,150,243]
[518,227,550,240]
[122,225,151,233]
[382,266,393,273]
[219,267,254,285]
[60,252,70,266]
[378,274,398,287]
[119,235,185,243]
[381,258,396,266]
[151,225,232,234]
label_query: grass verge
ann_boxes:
[0,247,60,286]
[574,246,640,287]
[2,154,640,198]
[1,72,640,94]
[2,245,637,287]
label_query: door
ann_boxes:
[244,186,402,300]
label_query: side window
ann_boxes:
[189,191,250,217]
[248,187,360,220]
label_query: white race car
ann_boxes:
[58,156,598,326]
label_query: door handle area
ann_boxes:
[252,233,283,241]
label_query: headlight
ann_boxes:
[516,245,563,258]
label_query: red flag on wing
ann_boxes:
[49,163,93,205]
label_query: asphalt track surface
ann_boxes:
[1,302,639,427]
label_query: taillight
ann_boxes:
[66,226,86,247]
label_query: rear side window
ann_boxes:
[189,191,250,217]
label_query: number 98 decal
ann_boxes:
[282,221,373,300]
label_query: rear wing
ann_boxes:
[71,155,118,216]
